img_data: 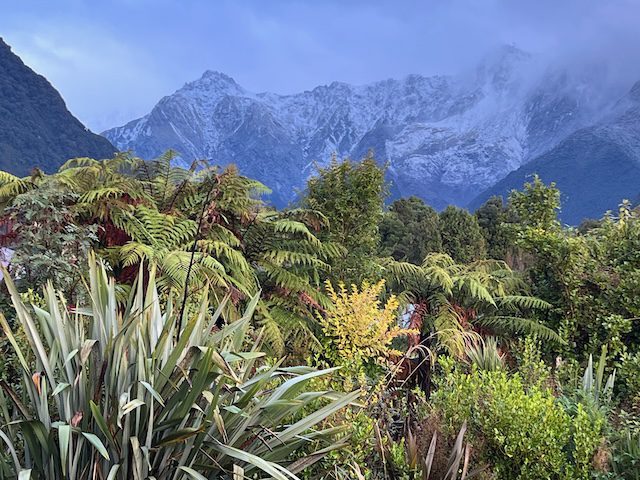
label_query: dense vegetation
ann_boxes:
[0,152,638,479]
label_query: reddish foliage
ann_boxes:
[99,220,129,247]
[389,354,414,382]
[229,285,244,306]
[299,291,322,311]
[0,217,16,246]
[408,302,427,347]
[452,303,476,328]
[117,265,140,285]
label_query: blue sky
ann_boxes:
[1,0,639,132]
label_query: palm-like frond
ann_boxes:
[496,295,552,311]
[431,301,469,357]
[0,171,38,207]
[132,151,211,212]
[476,315,564,343]
[381,252,562,348]
[270,218,323,247]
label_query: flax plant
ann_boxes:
[0,255,356,479]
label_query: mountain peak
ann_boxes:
[183,70,245,95]
[200,70,237,83]
[104,53,635,219]
[475,44,532,88]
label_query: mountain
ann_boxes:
[0,38,115,176]
[104,46,630,213]
[470,80,640,224]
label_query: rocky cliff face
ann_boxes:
[104,46,633,215]
[0,38,115,176]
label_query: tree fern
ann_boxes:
[0,153,340,356]
[496,295,552,311]
[0,171,38,207]
[382,252,562,353]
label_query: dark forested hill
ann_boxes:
[0,37,115,175]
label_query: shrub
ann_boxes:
[618,351,640,401]
[318,279,413,370]
[4,186,98,300]
[431,358,606,479]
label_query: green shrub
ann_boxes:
[514,336,551,389]
[473,370,570,479]
[571,404,605,479]
[618,351,640,400]
[431,358,605,479]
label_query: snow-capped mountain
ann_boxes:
[471,79,640,224]
[103,46,625,209]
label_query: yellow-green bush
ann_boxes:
[319,279,409,363]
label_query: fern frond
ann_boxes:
[496,295,552,311]
[58,157,101,171]
[260,264,311,291]
[262,250,328,269]
[0,177,35,204]
[476,315,564,344]
[456,276,496,307]
[271,219,322,247]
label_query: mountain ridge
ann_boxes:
[103,46,637,217]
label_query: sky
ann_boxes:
[1,0,639,132]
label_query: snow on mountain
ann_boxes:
[103,45,617,208]
[471,79,640,224]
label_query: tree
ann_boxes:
[381,251,559,395]
[379,196,442,264]
[439,206,486,263]
[506,177,610,358]
[384,253,560,356]
[112,158,340,356]
[303,153,387,285]
[475,196,516,260]
[509,174,561,230]
[0,153,340,357]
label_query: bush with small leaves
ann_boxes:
[431,358,607,479]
